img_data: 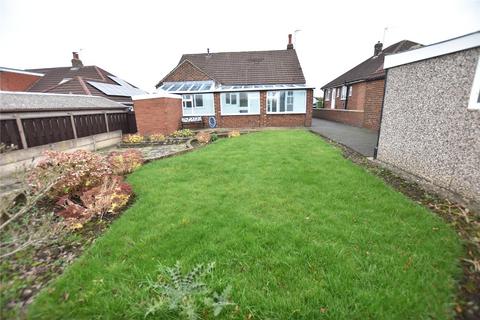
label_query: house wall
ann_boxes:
[318,81,382,130]
[0,71,42,91]
[134,97,182,135]
[377,47,480,203]
[162,61,212,83]
[363,79,385,130]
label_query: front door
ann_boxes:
[331,88,336,109]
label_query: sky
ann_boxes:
[1,0,479,96]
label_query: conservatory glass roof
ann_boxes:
[158,81,309,94]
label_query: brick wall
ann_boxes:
[312,109,365,127]
[0,71,42,91]
[162,61,211,83]
[321,80,383,131]
[363,79,385,130]
[323,82,366,111]
[134,97,182,135]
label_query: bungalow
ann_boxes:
[0,53,145,107]
[376,31,480,206]
[318,40,421,130]
[148,34,313,130]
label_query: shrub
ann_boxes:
[149,133,166,142]
[55,176,132,229]
[170,129,194,138]
[210,133,218,142]
[146,261,235,319]
[27,150,111,199]
[195,132,211,144]
[122,134,144,144]
[107,149,144,175]
[227,130,240,138]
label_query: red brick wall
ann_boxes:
[162,61,211,83]
[323,82,366,111]
[0,71,42,91]
[363,79,385,131]
[134,97,182,135]
[312,109,365,127]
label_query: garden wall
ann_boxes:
[0,130,122,178]
[133,93,183,135]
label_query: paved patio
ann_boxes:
[310,119,378,157]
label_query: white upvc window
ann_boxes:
[336,88,340,98]
[349,85,353,97]
[468,56,480,110]
[340,86,347,100]
[182,95,193,109]
[221,91,260,115]
[267,90,306,114]
[182,93,214,116]
[325,89,330,101]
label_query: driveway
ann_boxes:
[310,119,378,157]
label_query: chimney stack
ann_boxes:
[287,34,294,50]
[374,41,383,56]
[71,52,83,68]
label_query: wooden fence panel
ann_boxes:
[0,119,22,149]
[22,116,75,148]
[74,114,107,138]
[1,111,132,150]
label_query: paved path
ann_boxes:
[310,119,378,157]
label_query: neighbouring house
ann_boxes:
[1,52,145,106]
[0,67,44,91]
[376,31,480,206]
[318,40,421,130]
[135,34,313,134]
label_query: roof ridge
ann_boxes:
[182,49,295,56]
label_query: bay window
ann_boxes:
[221,92,260,115]
[267,90,306,114]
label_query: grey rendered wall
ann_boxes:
[377,48,480,202]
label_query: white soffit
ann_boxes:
[384,31,480,69]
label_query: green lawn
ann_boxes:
[29,130,462,319]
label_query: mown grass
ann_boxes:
[29,130,462,319]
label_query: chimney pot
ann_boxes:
[287,34,294,49]
[374,41,383,56]
[71,51,83,68]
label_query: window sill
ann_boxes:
[266,112,306,115]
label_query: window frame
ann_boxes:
[348,85,353,97]
[182,94,193,109]
[340,86,347,100]
[468,56,480,110]
[220,91,260,116]
[266,90,306,114]
[325,89,330,101]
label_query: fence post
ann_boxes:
[70,114,78,139]
[14,115,28,149]
[104,112,110,132]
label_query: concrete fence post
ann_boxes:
[14,115,28,149]
[70,114,78,139]
[104,112,110,132]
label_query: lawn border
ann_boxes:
[309,129,480,320]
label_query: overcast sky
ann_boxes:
[1,0,479,96]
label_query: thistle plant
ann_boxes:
[145,261,235,319]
